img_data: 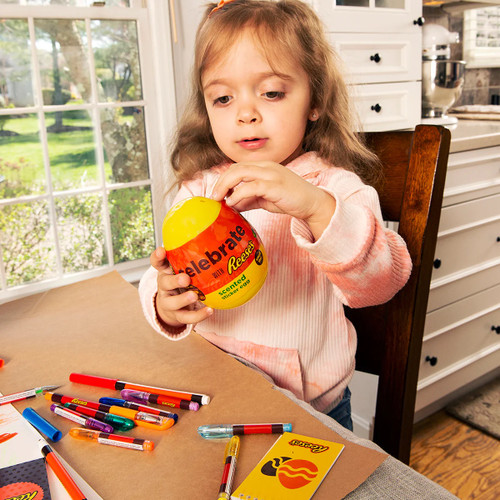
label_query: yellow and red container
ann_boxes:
[162,197,268,309]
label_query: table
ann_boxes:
[0,272,458,499]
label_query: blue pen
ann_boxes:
[99,397,178,423]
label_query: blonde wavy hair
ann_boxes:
[170,0,380,187]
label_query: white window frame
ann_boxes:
[0,1,178,303]
[464,6,500,68]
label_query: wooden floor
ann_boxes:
[410,411,500,499]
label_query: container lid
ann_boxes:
[423,23,459,48]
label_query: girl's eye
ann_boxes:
[263,91,285,100]
[214,95,231,105]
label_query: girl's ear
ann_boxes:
[309,109,319,121]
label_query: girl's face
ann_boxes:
[201,32,317,165]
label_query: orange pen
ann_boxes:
[41,443,87,500]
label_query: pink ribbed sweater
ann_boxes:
[139,152,412,413]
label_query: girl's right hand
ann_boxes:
[151,247,213,329]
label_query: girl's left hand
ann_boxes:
[211,161,336,240]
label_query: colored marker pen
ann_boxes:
[99,397,178,422]
[69,428,154,452]
[0,385,59,406]
[198,423,292,439]
[69,373,210,405]
[45,393,174,430]
[217,435,240,500]
[41,443,87,500]
[121,389,199,411]
[63,403,135,432]
[50,404,114,433]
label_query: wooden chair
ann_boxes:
[346,124,451,464]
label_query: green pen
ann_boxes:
[63,403,135,431]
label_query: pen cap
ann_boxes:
[23,407,62,442]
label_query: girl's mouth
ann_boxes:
[238,137,268,150]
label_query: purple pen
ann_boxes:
[50,404,114,433]
[121,389,199,411]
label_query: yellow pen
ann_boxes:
[44,392,174,430]
[217,435,240,500]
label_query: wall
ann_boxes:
[423,7,500,106]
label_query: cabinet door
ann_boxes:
[350,81,420,132]
[419,284,500,381]
[328,32,421,84]
[314,0,422,33]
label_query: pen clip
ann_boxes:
[133,413,173,430]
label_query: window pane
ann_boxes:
[0,113,46,198]
[0,200,56,286]
[45,109,100,190]
[100,106,148,183]
[108,186,154,263]
[0,19,34,107]
[91,19,142,102]
[55,192,107,272]
[375,0,404,8]
[336,1,369,7]
[35,19,92,104]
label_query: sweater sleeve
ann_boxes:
[290,171,412,308]
[137,178,210,340]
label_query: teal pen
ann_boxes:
[198,423,292,439]
[63,403,135,431]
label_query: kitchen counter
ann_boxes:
[448,119,500,153]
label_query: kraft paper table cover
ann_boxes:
[0,271,385,499]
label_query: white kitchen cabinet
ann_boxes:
[415,145,500,419]
[314,0,422,33]
[313,0,423,131]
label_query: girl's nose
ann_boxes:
[237,101,261,124]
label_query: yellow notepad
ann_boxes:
[231,432,344,499]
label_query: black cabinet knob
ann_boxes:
[433,258,441,269]
[413,17,425,26]
[425,355,438,366]
[491,325,500,334]
[370,53,381,63]
[371,104,382,113]
[496,236,500,242]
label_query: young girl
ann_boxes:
[139,0,412,431]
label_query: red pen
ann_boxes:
[69,373,210,405]
[41,443,87,500]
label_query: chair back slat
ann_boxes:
[347,124,451,463]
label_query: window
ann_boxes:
[464,6,500,68]
[0,1,177,302]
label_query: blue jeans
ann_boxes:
[326,387,353,431]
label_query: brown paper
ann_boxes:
[0,272,386,499]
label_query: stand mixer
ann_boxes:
[421,24,466,126]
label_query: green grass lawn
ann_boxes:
[0,112,111,195]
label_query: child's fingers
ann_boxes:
[157,270,190,293]
[150,247,170,271]
[175,305,214,325]
[156,289,213,325]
